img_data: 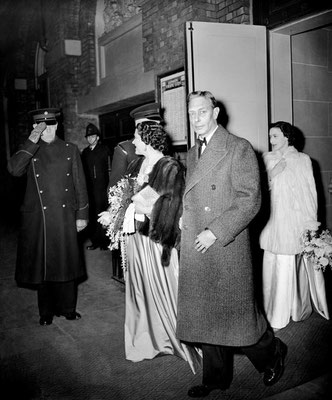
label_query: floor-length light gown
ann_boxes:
[263,251,329,329]
[260,146,329,329]
[124,232,201,373]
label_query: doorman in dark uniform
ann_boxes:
[82,123,110,250]
[8,108,89,326]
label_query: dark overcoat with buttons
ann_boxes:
[8,137,89,284]
[177,125,267,347]
[108,139,139,189]
[82,142,110,213]
[82,142,110,246]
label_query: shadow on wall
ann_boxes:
[293,125,326,229]
[216,101,229,129]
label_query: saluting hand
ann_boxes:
[29,122,46,143]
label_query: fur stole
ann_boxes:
[127,156,185,266]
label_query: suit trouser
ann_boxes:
[89,194,108,248]
[202,329,276,388]
[37,280,77,317]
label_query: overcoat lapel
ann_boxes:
[185,126,229,195]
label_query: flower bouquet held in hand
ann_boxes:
[301,229,332,271]
[99,175,138,250]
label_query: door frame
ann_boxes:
[269,10,332,123]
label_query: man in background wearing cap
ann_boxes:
[82,123,110,250]
[108,102,162,188]
[8,108,89,326]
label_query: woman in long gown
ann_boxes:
[259,121,329,330]
[99,121,201,373]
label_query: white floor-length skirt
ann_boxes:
[124,232,201,373]
[263,251,329,330]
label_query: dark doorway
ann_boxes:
[99,104,145,155]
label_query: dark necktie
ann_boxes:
[197,137,207,158]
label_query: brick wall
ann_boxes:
[140,0,250,75]
[78,0,99,96]
[3,0,251,152]
[254,0,328,28]
[5,1,40,150]
[40,0,98,149]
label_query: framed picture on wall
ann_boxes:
[158,69,188,148]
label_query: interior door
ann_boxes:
[186,21,268,153]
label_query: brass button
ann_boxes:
[211,184,216,190]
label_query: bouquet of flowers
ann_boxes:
[301,229,332,271]
[105,175,138,251]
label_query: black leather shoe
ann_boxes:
[39,316,53,326]
[64,311,81,320]
[55,311,81,320]
[263,338,287,386]
[86,245,98,250]
[187,384,228,398]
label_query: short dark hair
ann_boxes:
[270,121,295,146]
[187,91,217,108]
[137,121,169,154]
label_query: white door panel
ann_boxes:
[186,21,268,153]
[269,32,292,123]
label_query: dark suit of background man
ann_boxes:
[82,123,110,250]
[7,108,88,326]
[176,91,287,398]
[107,102,163,189]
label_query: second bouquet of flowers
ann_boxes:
[301,229,332,271]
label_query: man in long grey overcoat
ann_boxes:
[8,108,89,326]
[176,91,287,398]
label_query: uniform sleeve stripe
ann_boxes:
[78,203,89,211]
[16,149,34,156]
